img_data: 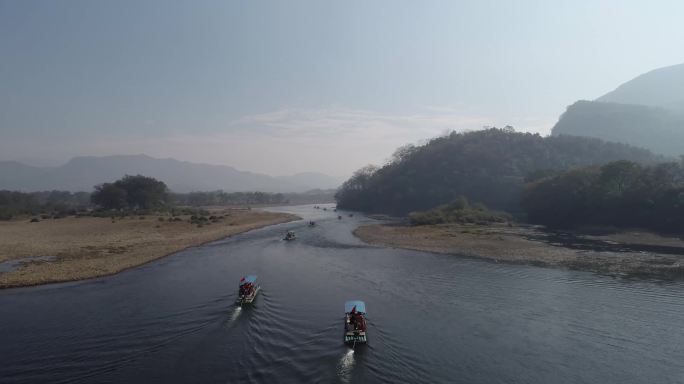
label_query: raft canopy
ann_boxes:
[241,275,258,284]
[345,300,366,314]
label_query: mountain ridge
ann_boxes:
[552,63,684,156]
[0,155,341,193]
[597,63,684,111]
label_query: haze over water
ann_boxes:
[2,206,683,384]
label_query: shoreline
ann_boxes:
[0,210,299,289]
[354,223,684,278]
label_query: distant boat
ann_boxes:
[237,275,260,305]
[338,215,342,220]
[344,300,367,344]
[308,221,316,227]
[283,231,296,241]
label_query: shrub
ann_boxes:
[409,197,511,226]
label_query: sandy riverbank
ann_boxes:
[355,223,684,277]
[0,210,298,288]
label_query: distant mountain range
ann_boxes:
[553,63,684,156]
[0,155,341,193]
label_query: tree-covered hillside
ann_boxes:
[335,128,666,215]
[523,160,684,232]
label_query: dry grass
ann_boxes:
[0,210,298,288]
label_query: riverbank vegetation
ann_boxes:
[0,175,172,220]
[0,190,90,220]
[171,191,287,206]
[1,174,333,222]
[523,160,684,232]
[170,189,336,206]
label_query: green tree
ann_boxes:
[91,183,127,210]
[114,175,168,209]
[91,175,168,210]
[599,160,640,197]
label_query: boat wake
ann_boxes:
[336,348,356,382]
[227,306,242,324]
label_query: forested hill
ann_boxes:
[335,128,666,215]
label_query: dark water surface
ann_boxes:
[2,205,684,383]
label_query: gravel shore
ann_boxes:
[354,223,684,278]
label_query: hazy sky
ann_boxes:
[2,0,684,178]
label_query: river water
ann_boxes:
[2,205,684,383]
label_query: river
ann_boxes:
[1,205,684,383]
